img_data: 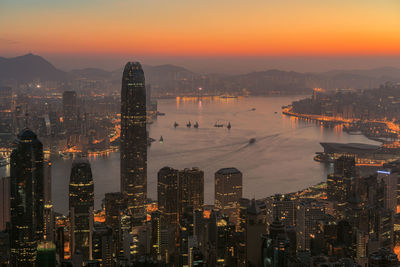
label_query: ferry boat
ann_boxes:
[148,137,156,146]
[214,121,223,127]
[219,95,238,99]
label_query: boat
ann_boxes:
[219,95,238,99]
[157,112,166,116]
[249,138,256,144]
[274,111,278,114]
[214,121,223,127]
[147,137,156,146]
[187,121,191,128]
[194,122,199,128]
[159,136,164,143]
[174,122,179,128]
[251,108,256,111]
[227,122,231,130]
[59,152,73,159]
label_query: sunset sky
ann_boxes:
[1,0,400,72]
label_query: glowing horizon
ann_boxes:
[1,0,400,58]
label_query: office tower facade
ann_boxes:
[269,194,297,227]
[0,231,10,265]
[214,167,243,226]
[207,210,235,265]
[0,86,13,140]
[10,129,44,265]
[150,210,166,261]
[43,160,54,241]
[104,192,126,257]
[261,219,290,267]
[245,199,266,266]
[120,62,147,223]
[327,156,356,203]
[296,199,326,251]
[178,168,204,218]
[36,241,57,267]
[0,176,10,231]
[62,91,78,134]
[69,159,94,260]
[368,247,399,266]
[157,166,179,225]
[92,225,113,267]
[377,169,398,214]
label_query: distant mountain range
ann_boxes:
[1,54,399,94]
[0,54,67,82]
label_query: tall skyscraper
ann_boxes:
[261,219,290,267]
[178,168,204,218]
[327,156,356,203]
[92,224,113,267]
[296,199,326,251]
[120,62,147,223]
[157,166,179,225]
[62,91,78,134]
[0,86,13,141]
[10,129,44,265]
[267,194,297,227]
[36,241,57,267]
[214,167,243,226]
[69,159,94,260]
[104,192,126,257]
[0,176,10,231]
[43,160,54,241]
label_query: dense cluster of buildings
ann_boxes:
[290,84,400,141]
[1,63,400,266]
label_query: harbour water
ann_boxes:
[1,96,380,214]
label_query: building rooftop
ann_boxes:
[215,167,241,175]
[17,128,37,141]
[320,142,380,154]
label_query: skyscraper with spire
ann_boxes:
[10,128,44,265]
[120,62,147,223]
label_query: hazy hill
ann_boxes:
[70,68,114,80]
[0,53,67,82]
[1,54,399,94]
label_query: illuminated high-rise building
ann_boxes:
[104,192,126,257]
[62,91,78,134]
[327,156,356,203]
[36,241,57,267]
[214,167,243,226]
[178,168,204,218]
[92,224,113,267]
[0,176,10,231]
[10,129,44,265]
[43,160,54,241]
[296,199,326,251]
[0,86,13,142]
[268,194,297,227]
[157,166,179,225]
[120,62,147,223]
[69,159,94,260]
